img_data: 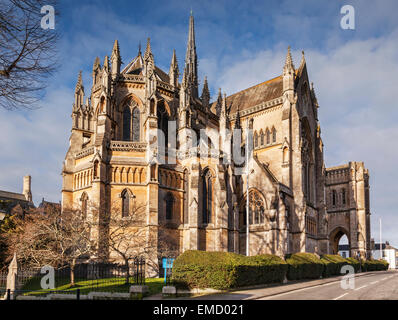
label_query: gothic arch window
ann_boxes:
[183,169,189,224]
[260,130,264,146]
[266,129,271,144]
[254,131,258,148]
[241,189,266,226]
[165,192,174,220]
[332,190,337,206]
[342,188,346,205]
[272,127,277,143]
[157,101,169,148]
[121,189,130,217]
[93,160,99,178]
[150,99,155,115]
[202,168,213,224]
[132,107,140,141]
[81,192,88,219]
[122,105,131,141]
[100,96,105,113]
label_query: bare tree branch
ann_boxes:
[0,0,59,110]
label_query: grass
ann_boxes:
[21,276,164,297]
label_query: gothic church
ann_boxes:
[61,14,372,264]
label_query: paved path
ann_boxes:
[187,270,398,300]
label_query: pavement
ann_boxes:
[168,270,398,300]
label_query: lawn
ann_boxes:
[21,276,164,297]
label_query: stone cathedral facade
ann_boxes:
[61,14,372,264]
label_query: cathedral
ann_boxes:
[61,14,372,266]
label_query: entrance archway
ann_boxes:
[329,226,350,256]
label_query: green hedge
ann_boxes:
[285,253,324,280]
[321,254,350,277]
[363,259,389,271]
[171,250,288,290]
[345,257,361,273]
[171,251,389,290]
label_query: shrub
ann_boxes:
[171,250,288,290]
[286,253,324,280]
[345,257,361,273]
[321,254,349,277]
[364,259,389,271]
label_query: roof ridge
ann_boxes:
[225,74,282,100]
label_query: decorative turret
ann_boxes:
[201,76,210,109]
[169,49,179,88]
[283,46,295,95]
[101,55,110,93]
[74,71,84,111]
[215,88,222,116]
[184,13,198,98]
[92,57,101,86]
[299,50,306,71]
[111,39,121,78]
[144,38,156,100]
[234,106,241,130]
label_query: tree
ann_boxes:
[5,205,93,286]
[100,200,147,284]
[0,0,59,110]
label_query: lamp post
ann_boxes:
[245,119,252,256]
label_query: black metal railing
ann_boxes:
[1,259,146,299]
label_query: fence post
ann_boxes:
[76,288,80,300]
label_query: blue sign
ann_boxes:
[162,258,175,284]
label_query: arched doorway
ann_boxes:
[329,226,350,256]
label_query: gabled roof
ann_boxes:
[0,190,27,202]
[211,75,283,115]
[121,54,170,83]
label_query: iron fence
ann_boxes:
[1,258,146,299]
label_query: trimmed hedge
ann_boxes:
[345,257,361,273]
[363,259,389,271]
[171,250,288,290]
[321,254,349,277]
[171,251,389,290]
[285,253,324,280]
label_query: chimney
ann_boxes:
[23,175,32,202]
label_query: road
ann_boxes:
[260,270,398,300]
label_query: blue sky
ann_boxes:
[0,0,397,246]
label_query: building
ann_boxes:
[61,14,372,266]
[0,176,34,217]
[373,242,397,269]
[37,198,61,215]
[338,244,350,258]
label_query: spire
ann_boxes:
[144,37,153,61]
[93,57,101,72]
[201,76,210,108]
[283,46,295,73]
[75,70,83,92]
[111,40,121,76]
[103,55,110,71]
[111,40,120,59]
[221,92,227,116]
[169,49,179,87]
[234,106,241,129]
[184,13,198,98]
[138,41,142,56]
[74,71,84,111]
[215,88,222,116]
[300,50,306,66]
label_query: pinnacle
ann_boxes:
[284,46,295,70]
